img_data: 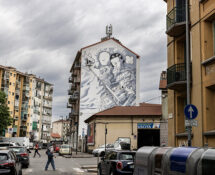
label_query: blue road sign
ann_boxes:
[184,104,198,119]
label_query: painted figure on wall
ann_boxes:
[80,40,137,135]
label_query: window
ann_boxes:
[14,74,16,77]
[8,101,10,104]
[12,92,14,96]
[10,73,12,76]
[9,82,11,85]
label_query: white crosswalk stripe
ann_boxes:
[73,168,85,173]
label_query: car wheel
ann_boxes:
[99,152,104,157]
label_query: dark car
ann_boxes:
[0,149,22,175]
[98,150,136,175]
[9,146,30,168]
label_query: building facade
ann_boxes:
[159,71,168,146]
[164,0,215,146]
[84,104,162,152]
[52,119,70,142]
[68,37,140,149]
[0,65,53,142]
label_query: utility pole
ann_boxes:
[105,123,107,154]
[185,0,192,146]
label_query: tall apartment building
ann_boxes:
[0,65,53,142]
[68,37,140,149]
[164,0,215,147]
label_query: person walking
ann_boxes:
[33,143,41,158]
[45,147,56,171]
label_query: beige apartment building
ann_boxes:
[164,0,215,147]
[0,65,53,142]
[52,119,70,142]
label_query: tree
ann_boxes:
[0,91,12,136]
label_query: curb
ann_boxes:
[87,169,98,173]
[81,165,97,169]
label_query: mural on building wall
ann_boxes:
[87,123,95,145]
[80,40,137,135]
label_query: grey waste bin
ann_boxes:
[151,147,173,175]
[162,147,205,175]
[134,146,158,175]
[197,148,215,175]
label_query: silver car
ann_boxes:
[92,144,114,157]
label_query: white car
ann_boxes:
[59,144,72,155]
[92,144,114,157]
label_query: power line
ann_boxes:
[143,95,161,103]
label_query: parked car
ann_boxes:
[98,150,136,175]
[29,142,34,150]
[9,146,30,168]
[1,137,30,149]
[59,144,72,155]
[92,144,114,157]
[0,149,22,175]
[54,145,60,153]
[0,142,20,147]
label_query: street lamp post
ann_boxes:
[185,0,192,146]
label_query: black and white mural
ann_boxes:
[79,39,137,136]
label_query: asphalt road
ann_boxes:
[22,150,98,175]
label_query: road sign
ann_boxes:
[184,104,198,119]
[185,120,198,127]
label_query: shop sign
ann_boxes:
[137,123,160,129]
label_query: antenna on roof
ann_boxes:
[106,24,112,38]
[101,24,113,41]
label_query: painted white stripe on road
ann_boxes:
[73,168,85,173]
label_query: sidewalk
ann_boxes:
[71,151,94,158]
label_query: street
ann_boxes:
[23,150,98,175]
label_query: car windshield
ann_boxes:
[0,154,8,161]
[9,147,25,153]
[61,145,70,148]
[119,153,135,161]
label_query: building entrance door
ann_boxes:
[137,129,160,148]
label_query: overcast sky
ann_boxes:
[0,0,167,121]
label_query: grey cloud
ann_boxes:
[0,0,167,119]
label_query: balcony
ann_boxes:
[69,95,79,104]
[74,77,80,84]
[67,102,72,108]
[166,6,186,37]
[69,76,73,83]
[23,85,30,91]
[74,63,81,69]
[167,63,189,91]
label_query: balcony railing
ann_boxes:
[166,6,186,37]
[67,102,72,108]
[74,63,81,69]
[69,77,73,83]
[74,77,80,84]
[167,63,190,90]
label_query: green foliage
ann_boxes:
[0,91,12,136]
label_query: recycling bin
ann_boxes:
[197,148,215,175]
[150,147,173,175]
[162,147,205,175]
[134,146,158,175]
